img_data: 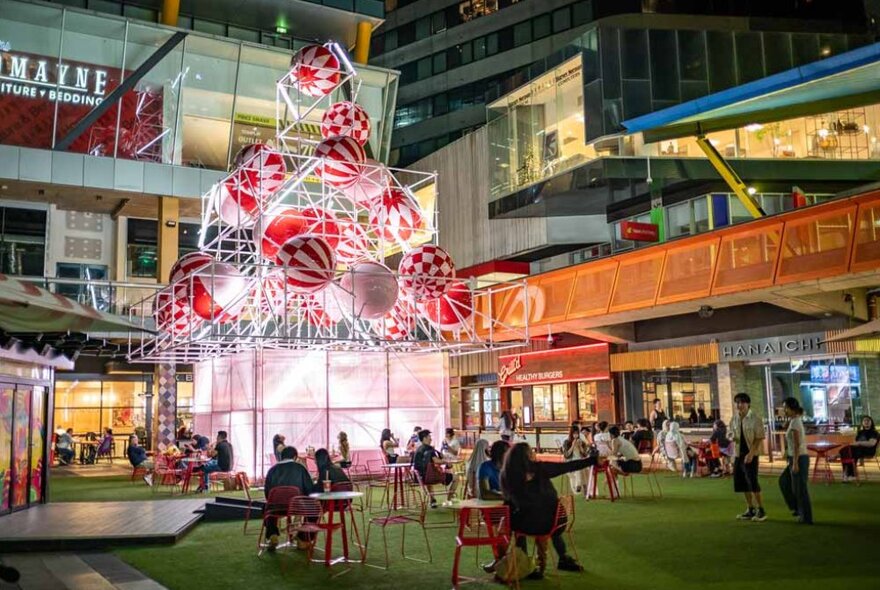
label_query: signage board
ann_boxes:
[498,343,610,386]
[620,220,659,242]
[719,333,826,361]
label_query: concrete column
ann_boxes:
[161,0,180,27]
[156,363,177,451]
[157,196,179,283]
[716,362,736,422]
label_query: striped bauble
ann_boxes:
[418,279,473,331]
[314,136,365,189]
[153,290,202,339]
[368,186,424,243]
[277,234,337,293]
[290,44,341,97]
[321,101,371,146]
[254,207,309,263]
[232,143,286,197]
[335,215,371,265]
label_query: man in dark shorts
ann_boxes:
[730,393,766,521]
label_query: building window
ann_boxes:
[0,207,46,276]
[127,218,157,279]
[552,7,571,33]
[463,387,500,428]
[433,52,447,75]
[432,11,447,33]
[417,56,433,80]
[577,382,598,422]
[416,16,431,39]
[513,21,531,47]
[532,383,569,422]
[533,14,551,41]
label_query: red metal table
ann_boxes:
[308,490,365,568]
[807,441,842,484]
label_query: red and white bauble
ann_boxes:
[398,244,456,299]
[233,143,286,195]
[290,44,340,97]
[277,234,337,293]
[254,207,309,263]
[341,159,391,205]
[335,216,371,265]
[337,261,398,320]
[301,207,341,249]
[369,187,424,243]
[373,298,415,341]
[169,251,213,285]
[153,290,202,339]
[314,136,365,189]
[300,294,336,328]
[215,175,259,228]
[419,279,473,330]
[189,261,249,323]
[321,101,371,146]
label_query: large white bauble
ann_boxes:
[336,261,398,320]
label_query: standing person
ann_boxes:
[838,416,879,482]
[707,419,730,477]
[197,431,233,492]
[779,397,812,524]
[500,442,597,579]
[272,434,286,462]
[561,424,589,493]
[263,446,315,550]
[650,399,667,439]
[465,439,490,498]
[56,428,75,465]
[380,428,399,463]
[730,393,767,522]
[497,410,515,443]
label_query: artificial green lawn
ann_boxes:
[51,471,880,590]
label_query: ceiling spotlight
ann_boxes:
[698,305,714,319]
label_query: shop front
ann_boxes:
[497,343,614,428]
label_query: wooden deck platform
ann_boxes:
[0,499,207,552]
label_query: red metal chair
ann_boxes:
[152,457,183,494]
[452,505,511,588]
[365,483,431,569]
[286,496,344,564]
[618,464,662,499]
[237,472,264,534]
[331,480,366,541]
[585,461,619,501]
[411,468,457,528]
[512,496,581,587]
[257,485,302,553]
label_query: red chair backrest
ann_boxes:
[458,505,510,541]
[266,486,302,512]
[637,439,653,454]
[289,496,323,519]
[236,472,250,500]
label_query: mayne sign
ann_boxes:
[498,343,610,386]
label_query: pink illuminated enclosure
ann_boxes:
[127,43,530,476]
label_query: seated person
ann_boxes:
[622,421,635,439]
[440,428,462,461]
[478,440,508,500]
[609,426,643,474]
[630,419,654,453]
[412,429,457,506]
[263,446,315,550]
[56,428,75,465]
[592,421,612,457]
[96,428,114,458]
[336,431,351,468]
[380,428,399,463]
[405,426,422,454]
[665,422,695,477]
[315,448,350,489]
[197,431,233,492]
[176,427,194,454]
[127,434,154,486]
[840,415,879,482]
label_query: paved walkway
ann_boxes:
[0,552,167,590]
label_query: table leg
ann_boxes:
[325,500,335,567]
[340,505,349,561]
[811,454,821,483]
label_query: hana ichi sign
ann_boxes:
[498,343,610,386]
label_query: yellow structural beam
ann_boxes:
[695,135,764,218]
[354,21,372,65]
[157,196,179,282]
[161,0,180,27]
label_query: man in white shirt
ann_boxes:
[56,428,75,465]
[609,426,643,474]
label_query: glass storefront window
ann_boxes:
[577,382,597,422]
[532,383,569,422]
[482,387,500,428]
[0,207,46,276]
[488,55,596,198]
[625,368,717,424]
[464,388,481,429]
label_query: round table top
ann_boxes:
[382,462,413,469]
[808,441,842,450]
[181,457,207,463]
[309,491,364,500]
[456,498,504,509]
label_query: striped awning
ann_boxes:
[0,274,148,334]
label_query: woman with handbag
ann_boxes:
[500,442,598,580]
